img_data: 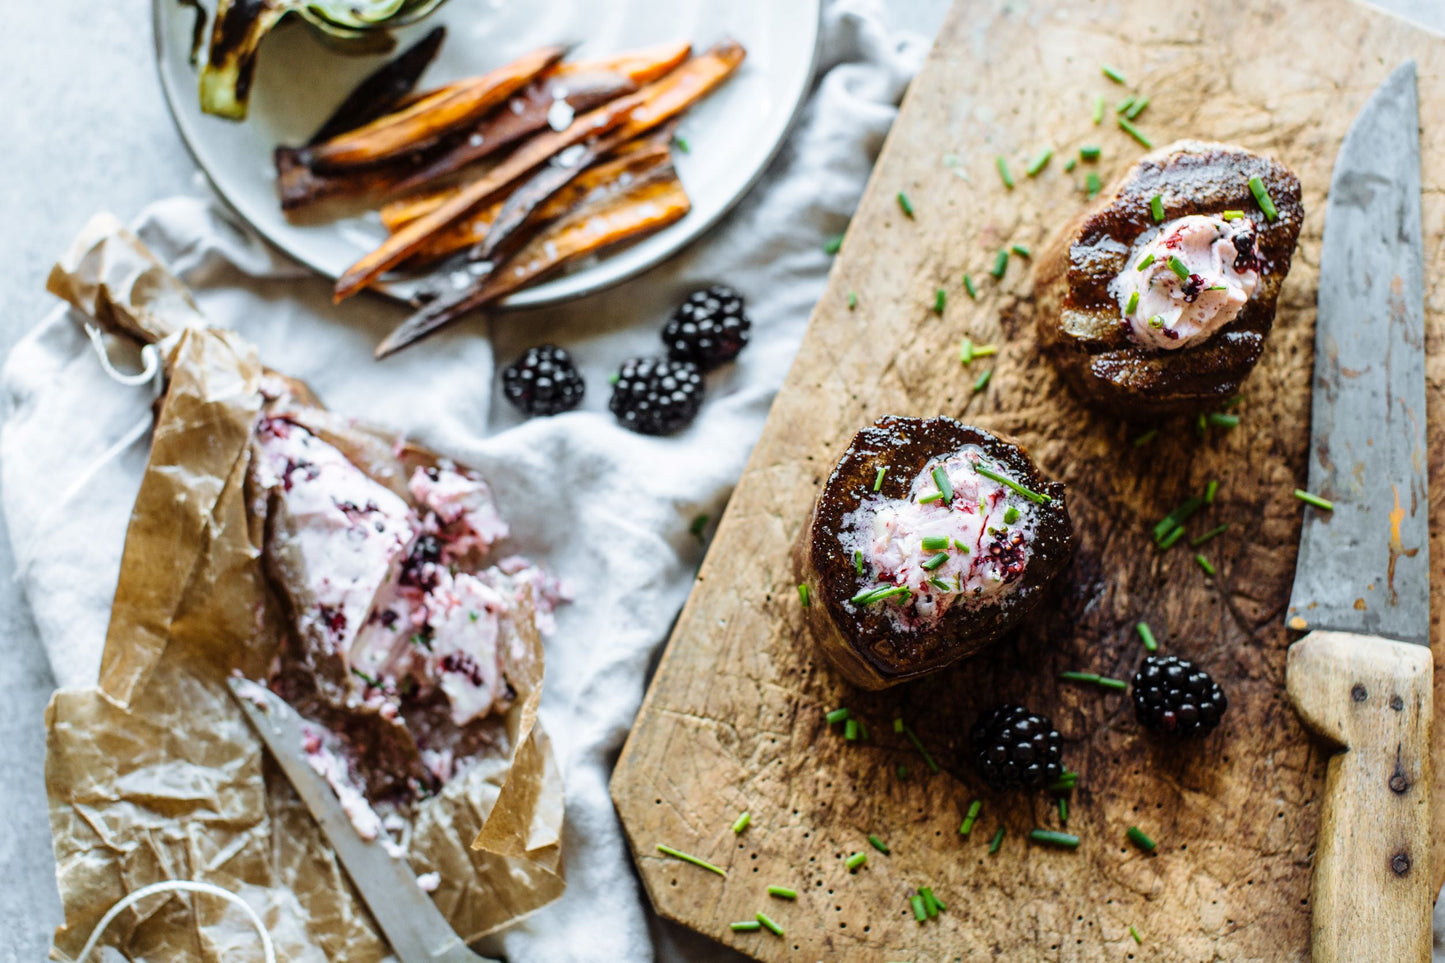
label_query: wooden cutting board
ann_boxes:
[611,0,1445,958]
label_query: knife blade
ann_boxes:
[226,677,493,963]
[1283,60,1433,963]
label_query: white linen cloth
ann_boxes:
[0,3,927,959]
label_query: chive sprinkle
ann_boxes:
[756,912,784,937]
[896,191,914,218]
[1126,826,1157,852]
[797,584,810,607]
[824,234,843,255]
[1118,117,1153,148]
[1125,291,1140,314]
[1248,175,1278,221]
[846,291,857,309]
[1294,489,1334,511]
[1196,412,1208,436]
[989,827,1005,854]
[1149,315,1165,329]
[963,274,977,299]
[990,249,1009,277]
[1096,676,1127,691]
[973,369,993,393]
[851,585,911,605]
[960,338,975,364]
[845,718,859,741]
[854,549,865,574]
[911,894,927,922]
[972,343,999,358]
[1080,145,1101,161]
[1130,924,1143,945]
[928,576,951,591]
[1064,157,1077,172]
[1125,96,1150,120]
[996,156,1015,189]
[895,718,940,773]
[1153,497,1204,542]
[922,535,950,551]
[1136,252,1155,271]
[1195,553,1216,576]
[1030,829,1080,849]
[1058,796,1068,823]
[673,135,690,153]
[1102,64,1127,84]
[1208,413,1239,429]
[1093,95,1106,124]
[975,463,1051,504]
[1026,149,1053,177]
[1060,671,1101,683]
[1221,209,1246,220]
[825,707,850,725]
[767,885,797,900]
[690,514,709,540]
[846,852,868,871]
[1085,171,1101,198]
[857,719,870,740]
[919,491,944,504]
[1116,95,1136,114]
[1204,479,1219,503]
[868,833,890,854]
[933,287,947,313]
[921,887,943,916]
[959,799,983,835]
[932,466,953,502]
[1011,244,1032,258]
[1156,525,1186,550]
[656,844,726,876]
[1137,621,1158,652]
[1167,255,1191,280]
[873,466,887,491]
[1004,505,1021,524]
[1190,523,1229,547]
[730,920,761,932]
[732,811,752,833]
[1132,428,1158,447]
[921,552,950,571]
[1047,771,1079,793]
[1149,194,1165,222]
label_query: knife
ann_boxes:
[226,678,496,963]
[1284,60,1431,963]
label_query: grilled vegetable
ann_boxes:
[550,40,692,85]
[306,25,445,145]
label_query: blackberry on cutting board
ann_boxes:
[502,344,585,417]
[1132,655,1228,738]
[662,284,750,370]
[970,704,1064,791]
[609,357,704,435]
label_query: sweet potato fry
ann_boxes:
[304,44,567,171]
[551,40,691,86]
[376,164,691,357]
[611,38,746,142]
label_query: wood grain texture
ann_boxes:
[612,0,1445,958]
[1287,631,1433,963]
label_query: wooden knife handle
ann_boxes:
[1285,630,1433,963]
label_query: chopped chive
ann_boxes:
[1204,479,1219,504]
[1126,826,1156,852]
[1136,252,1155,271]
[896,191,915,218]
[960,338,975,364]
[1153,497,1204,542]
[1097,676,1128,691]
[975,463,1051,504]
[1149,194,1165,222]
[1093,95,1106,124]
[844,718,859,741]
[1047,771,1079,793]
[846,291,857,310]
[851,585,911,605]
[1221,209,1246,221]
[919,491,944,504]
[1058,796,1068,823]
[690,514,709,540]
[910,894,927,922]
[1132,428,1158,447]
[854,549,865,574]
[996,156,1015,189]
[656,844,726,876]
[1116,95,1136,114]
[1207,413,1239,429]
[921,552,950,571]
[1004,505,1021,524]
[928,576,951,591]
[896,764,910,779]
[1125,291,1140,314]
[609,373,620,385]
[824,234,843,255]
[1026,148,1053,177]
[1207,284,1228,291]
[895,718,940,773]
[767,885,797,900]
[1156,525,1186,550]
[1149,315,1165,329]
[873,466,887,491]
[732,811,752,833]
[857,719,870,740]
[1294,489,1334,511]
[1011,244,1032,258]
[825,707,850,725]
[932,466,954,502]
[1248,175,1278,222]
[1167,254,1191,280]
[1064,157,1077,171]
[1190,523,1229,547]
[922,535,950,551]
[1196,412,1208,436]
[988,827,1005,854]
[1130,924,1143,945]
[990,249,1009,277]
[1195,553,1216,576]
[963,274,977,299]
[868,833,890,854]
[1030,829,1081,849]
[933,287,947,314]
[1125,96,1150,120]
[920,887,940,918]
[1222,396,1244,409]
[959,799,983,835]
[797,584,810,607]
[350,667,381,688]
[1061,671,1101,683]
[730,920,761,932]
[756,912,784,937]
[1085,171,1101,198]
[973,369,993,393]
[1080,145,1102,161]
[845,852,868,871]
[673,135,690,153]
[1136,621,1158,652]
[972,343,999,358]
[1102,64,1127,84]
[1117,117,1153,148]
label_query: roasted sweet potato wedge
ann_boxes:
[610,38,746,142]
[551,40,691,86]
[304,44,566,171]
[376,163,690,357]
[306,26,445,146]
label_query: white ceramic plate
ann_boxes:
[153,0,820,307]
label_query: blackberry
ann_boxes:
[970,704,1064,791]
[609,357,704,435]
[1131,655,1228,738]
[662,284,751,370]
[502,344,584,417]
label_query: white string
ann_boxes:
[84,324,161,388]
[75,879,276,963]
